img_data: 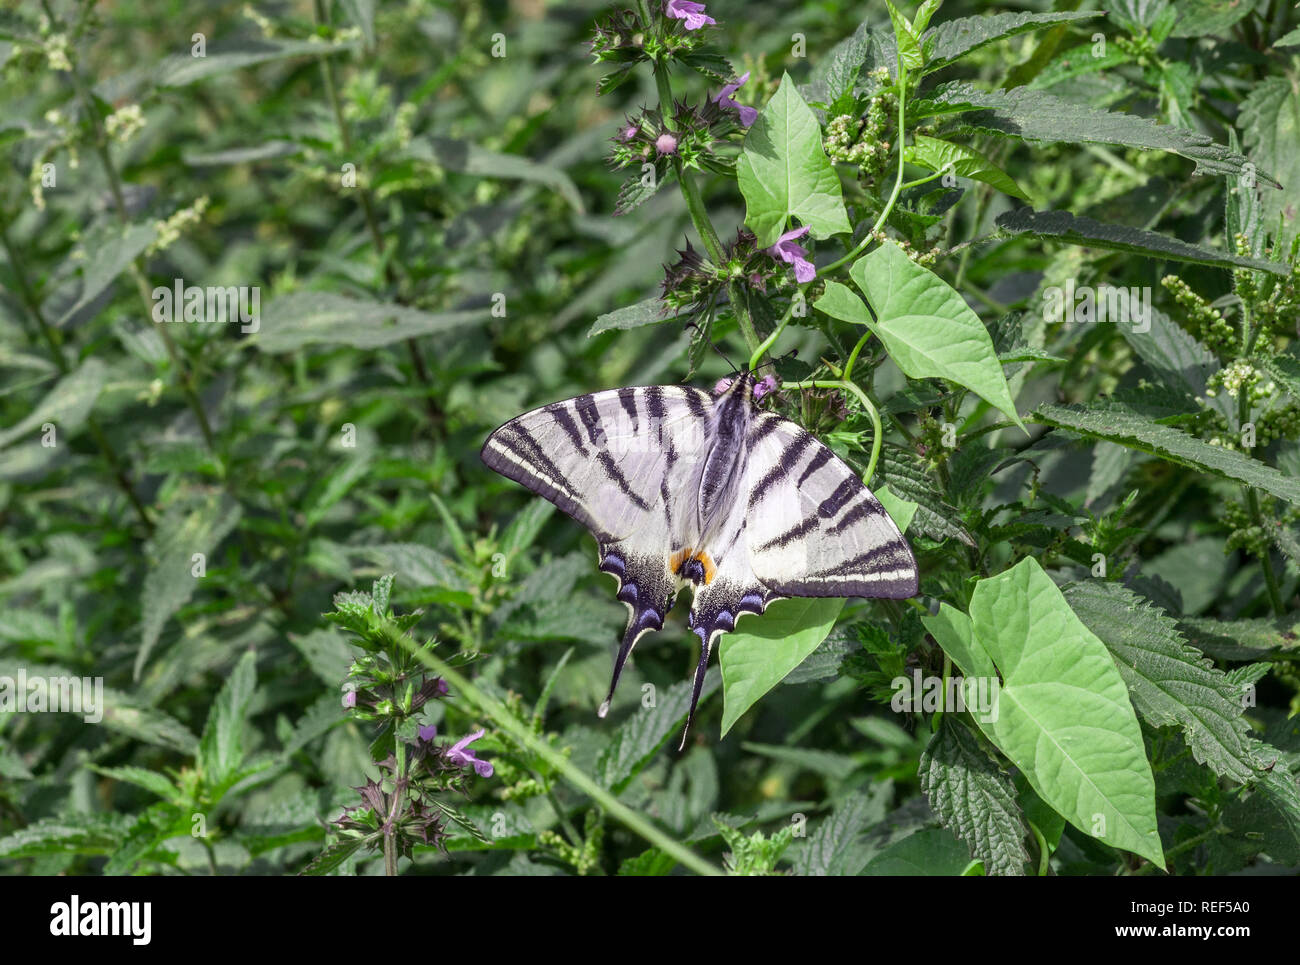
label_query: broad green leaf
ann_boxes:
[137,491,243,677]
[198,649,258,792]
[996,208,1286,275]
[861,827,974,875]
[1063,581,1261,784]
[919,717,1028,876]
[923,602,997,679]
[154,38,359,87]
[1239,76,1300,248]
[257,292,488,351]
[849,241,1026,431]
[596,668,721,792]
[588,296,673,337]
[736,72,851,247]
[874,483,917,533]
[912,81,1272,183]
[0,358,106,449]
[884,0,924,71]
[924,558,1165,868]
[1033,400,1300,508]
[922,11,1100,73]
[718,597,846,736]
[408,136,583,212]
[906,134,1027,199]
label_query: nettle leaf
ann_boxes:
[844,243,1026,431]
[789,787,890,875]
[906,134,1027,200]
[154,38,360,87]
[913,81,1272,183]
[1033,401,1300,508]
[718,597,846,736]
[875,444,975,546]
[1063,581,1260,784]
[613,164,671,216]
[198,649,258,793]
[596,668,721,792]
[408,136,583,212]
[922,558,1165,869]
[588,296,674,336]
[919,717,1029,876]
[736,71,851,247]
[257,292,488,351]
[1239,76,1300,248]
[1119,305,1229,418]
[803,23,898,109]
[921,11,1101,74]
[884,0,923,72]
[0,358,106,449]
[86,765,186,807]
[138,491,243,677]
[996,208,1286,275]
[300,837,367,875]
[0,815,132,859]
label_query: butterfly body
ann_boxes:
[481,371,918,742]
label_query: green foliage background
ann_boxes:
[2,0,1299,876]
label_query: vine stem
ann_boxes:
[788,378,883,484]
[396,641,724,876]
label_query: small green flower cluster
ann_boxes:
[1206,359,1271,402]
[1222,495,1300,558]
[822,71,895,186]
[1161,274,1236,355]
[1233,233,1300,338]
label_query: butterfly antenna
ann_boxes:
[685,322,739,375]
[678,633,714,751]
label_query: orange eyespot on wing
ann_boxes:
[671,547,716,585]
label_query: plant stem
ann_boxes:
[789,378,884,484]
[396,641,724,876]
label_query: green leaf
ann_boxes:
[154,38,359,87]
[0,815,131,859]
[300,837,368,875]
[138,491,243,677]
[848,241,1026,431]
[906,134,1027,199]
[1239,76,1300,248]
[912,81,1272,183]
[1033,400,1300,508]
[922,11,1100,73]
[257,292,488,351]
[861,827,975,875]
[919,717,1029,876]
[718,597,846,736]
[408,136,583,212]
[884,0,924,71]
[86,765,186,807]
[618,848,677,876]
[996,208,1286,275]
[46,222,157,328]
[874,483,917,534]
[198,650,258,793]
[790,788,890,875]
[1062,581,1261,784]
[0,358,107,450]
[596,668,721,792]
[588,296,673,337]
[875,444,976,546]
[736,72,852,247]
[922,558,1165,868]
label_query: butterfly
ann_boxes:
[481,370,918,744]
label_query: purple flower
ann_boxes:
[753,374,780,401]
[418,723,438,742]
[665,0,715,30]
[767,225,816,283]
[448,729,494,778]
[616,120,639,142]
[342,690,357,709]
[655,132,678,156]
[713,72,758,126]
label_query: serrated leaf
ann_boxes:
[618,848,677,875]
[737,72,851,247]
[588,296,674,337]
[996,208,1286,275]
[718,597,846,736]
[198,650,258,793]
[922,11,1101,73]
[596,669,721,792]
[0,359,107,450]
[86,765,186,806]
[0,814,131,858]
[913,81,1272,183]
[922,558,1165,868]
[875,444,975,546]
[257,292,488,352]
[138,491,243,677]
[906,135,1027,199]
[884,0,923,71]
[846,243,1025,431]
[300,837,368,875]
[1033,400,1300,508]
[789,788,889,875]
[919,717,1028,876]
[1063,581,1260,784]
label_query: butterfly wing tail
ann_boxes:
[596,546,674,718]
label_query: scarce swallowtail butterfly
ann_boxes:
[481,370,918,745]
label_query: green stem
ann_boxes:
[789,379,884,484]
[747,285,806,370]
[397,642,724,876]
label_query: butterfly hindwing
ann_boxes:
[744,413,918,599]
